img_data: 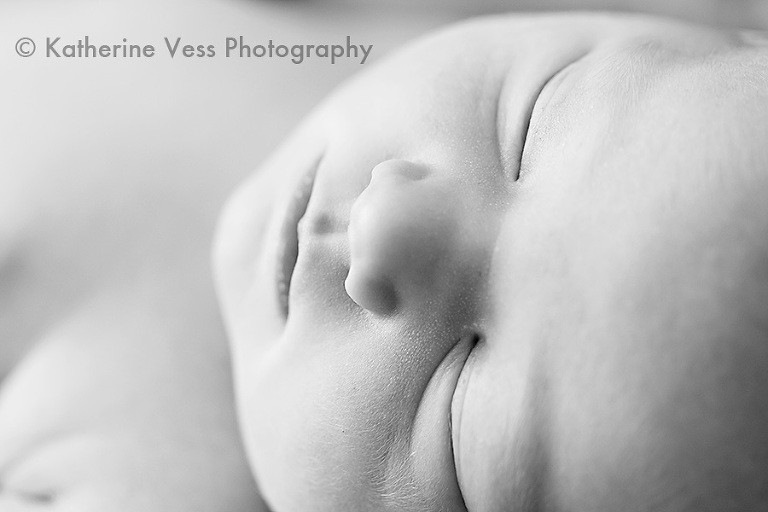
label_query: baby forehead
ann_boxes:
[368,13,764,94]
[333,15,768,173]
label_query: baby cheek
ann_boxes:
[344,160,461,315]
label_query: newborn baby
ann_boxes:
[214,12,768,512]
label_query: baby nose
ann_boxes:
[345,159,460,315]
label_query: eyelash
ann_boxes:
[516,71,562,182]
[518,56,585,182]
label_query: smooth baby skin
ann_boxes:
[214,13,768,512]
[0,0,439,509]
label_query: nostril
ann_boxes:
[371,159,429,182]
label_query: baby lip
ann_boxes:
[276,162,318,317]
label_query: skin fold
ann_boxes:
[214,12,768,512]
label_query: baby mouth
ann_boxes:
[275,160,319,317]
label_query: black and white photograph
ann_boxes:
[1,0,768,510]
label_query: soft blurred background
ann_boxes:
[0,0,764,510]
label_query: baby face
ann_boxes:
[214,13,768,512]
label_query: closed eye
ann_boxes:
[495,63,564,182]
[518,54,588,182]
[514,70,562,182]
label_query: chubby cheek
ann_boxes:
[238,340,381,512]
[240,320,466,512]
[543,313,768,512]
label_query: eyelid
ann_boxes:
[496,68,544,182]
[517,54,589,182]
[514,71,561,182]
[496,50,591,184]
